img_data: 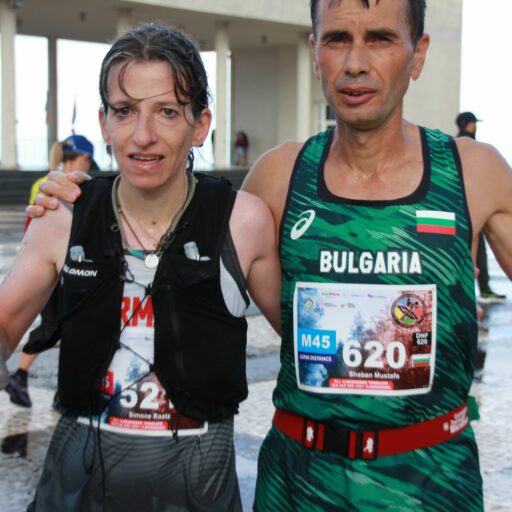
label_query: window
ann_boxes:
[315,103,336,132]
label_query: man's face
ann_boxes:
[310,0,429,131]
[99,59,211,192]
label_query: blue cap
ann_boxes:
[62,134,94,158]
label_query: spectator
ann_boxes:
[234,131,249,166]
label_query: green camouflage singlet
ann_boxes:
[276,127,476,427]
[254,127,483,512]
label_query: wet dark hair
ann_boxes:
[99,22,210,171]
[310,0,426,46]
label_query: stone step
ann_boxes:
[0,169,249,204]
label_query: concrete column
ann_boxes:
[47,35,58,156]
[117,8,134,38]
[296,33,312,142]
[0,0,17,169]
[214,22,229,169]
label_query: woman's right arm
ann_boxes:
[0,206,71,361]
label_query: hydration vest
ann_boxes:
[56,173,248,421]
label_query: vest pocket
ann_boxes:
[152,253,246,420]
[60,260,122,323]
[167,254,218,287]
[60,261,102,312]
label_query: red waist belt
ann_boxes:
[273,403,469,460]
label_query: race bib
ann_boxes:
[78,306,208,436]
[293,282,437,396]
[93,370,208,437]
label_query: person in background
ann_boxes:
[456,112,506,302]
[234,131,249,166]
[5,134,96,408]
[455,111,478,140]
[24,134,96,231]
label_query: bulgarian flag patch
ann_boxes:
[412,353,431,368]
[416,210,456,235]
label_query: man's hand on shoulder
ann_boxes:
[25,170,89,219]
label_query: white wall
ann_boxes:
[232,48,279,164]
[124,0,310,26]
[404,1,463,134]
[277,46,298,144]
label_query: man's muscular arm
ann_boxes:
[229,191,281,333]
[459,138,512,279]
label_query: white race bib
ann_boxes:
[293,282,437,396]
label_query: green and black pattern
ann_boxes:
[254,128,483,511]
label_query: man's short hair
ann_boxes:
[309,0,427,46]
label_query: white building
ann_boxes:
[0,0,462,169]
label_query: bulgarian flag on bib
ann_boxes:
[412,353,431,368]
[416,210,456,236]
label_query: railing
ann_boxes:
[9,138,216,172]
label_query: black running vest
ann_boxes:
[56,174,247,421]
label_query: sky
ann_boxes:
[459,0,512,164]
[8,0,512,168]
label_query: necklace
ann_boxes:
[113,175,196,269]
[120,205,160,246]
[118,210,161,268]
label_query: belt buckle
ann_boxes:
[323,425,379,460]
[323,423,351,457]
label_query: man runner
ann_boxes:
[242,1,512,510]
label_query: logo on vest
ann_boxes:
[63,263,98,278]
[290,210,316,240]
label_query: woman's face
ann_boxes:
[99,59,211,194]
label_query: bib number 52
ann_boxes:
[343,340,406,369]
[119,382,166,410]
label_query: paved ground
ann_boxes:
[1,204,511,511]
